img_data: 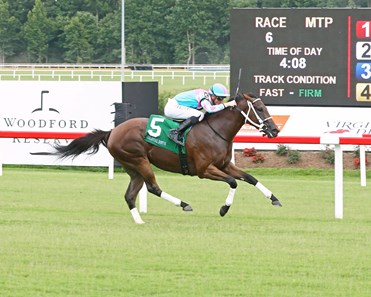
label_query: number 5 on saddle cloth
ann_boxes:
[144,115,191,174]
[144,115,191,154]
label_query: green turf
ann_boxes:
[0,167,370,297]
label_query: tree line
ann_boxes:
[0,0,369,64]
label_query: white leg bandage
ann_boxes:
[130,208,145,224]
[255,182,272,199]
[161,192,181,206]
[225,188,236,206]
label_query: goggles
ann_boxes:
[215,96,226,101]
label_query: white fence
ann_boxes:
[231,135,371,220]
[0,70,230,84]
[0,68,230,86]
[0,63,230,71]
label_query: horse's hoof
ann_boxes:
[272,200,282,207]
[219,205,230,217]
[183,205,193,211]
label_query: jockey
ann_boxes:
[164,83,236,146]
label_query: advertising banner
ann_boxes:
[0,81,121,166]
[235,106,371,150]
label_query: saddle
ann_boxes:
[144,115,190,174]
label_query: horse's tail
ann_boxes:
[53,129,111,159]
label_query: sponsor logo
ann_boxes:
[2,90,89,131]
[1,90,89,146]
[325,121,371,135]
[32,90,59,113]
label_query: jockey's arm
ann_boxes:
[199,92,225,113]
[201,99,224,113]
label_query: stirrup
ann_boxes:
[169,130,184,146]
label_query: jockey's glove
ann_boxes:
[223,100,237,108]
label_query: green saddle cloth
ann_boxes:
[144,115,190,154]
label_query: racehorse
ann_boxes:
[52,92,281,224]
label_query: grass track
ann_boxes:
[0,167,370,297]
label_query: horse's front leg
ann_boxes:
[223,162,282,207]
[200,165,238,217]
[219,183,237,217]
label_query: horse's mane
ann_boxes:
[203,92,257,120]
[229,92,257,102]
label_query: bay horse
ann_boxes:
[52,92,281,224]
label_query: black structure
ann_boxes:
[112,82,158,166]
[113,81,159,126]
[230,8,371,107]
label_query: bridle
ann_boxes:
[205,96,273,142]
[235,97,272,132]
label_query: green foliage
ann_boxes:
[276,144,289,156]
[126,0,175,64]
[353,145,360,157]
[287,150,301,164]
[158,91,175,115]
[321,146,335,164]
[166,0,230,64]
[62,11,98,63]
[22,0,54,63]
[0,0,19,62]
[95,11,121,63]
[4,0,370,64]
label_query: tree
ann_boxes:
[167,0,230,64]
[95,11,121,63]
[125,0,175,64]
[6,0,35,24]
[3,0,371,64]
[0,0,19,62]
[22,0,54,62]
[82,0,120,21]
[63,11,98,63]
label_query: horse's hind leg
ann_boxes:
[158,191,193,211]
[136,161,193,212]
[125,169,146,224]
[145,179,193,212]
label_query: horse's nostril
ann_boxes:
[266,129,279,138]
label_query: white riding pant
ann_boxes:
[164,98,205,121]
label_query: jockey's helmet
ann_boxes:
[209,83,230,98]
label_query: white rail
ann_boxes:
[232,135,371,220]
[0,70,230,85]
[0,63,230,71]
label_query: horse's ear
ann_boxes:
[232,93,242,102]
[245,92,257,99]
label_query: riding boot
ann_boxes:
[169,117,194,146]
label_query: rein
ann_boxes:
[205,97,272,142]
[205,118,231,143]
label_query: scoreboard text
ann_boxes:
[230,8,371,107]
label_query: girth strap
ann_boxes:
[178,144,189,175]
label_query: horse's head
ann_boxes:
[231,93,279,138]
